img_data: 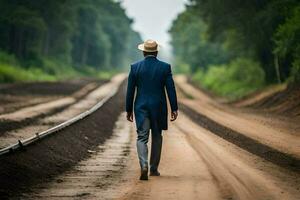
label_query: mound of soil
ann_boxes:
[180,103,300,173]
[0,79,107,115]
[189,76,300,119]
[238,84,300,118]
[0,79,104,96]
[0,82,126,199]
[231,84,287,106]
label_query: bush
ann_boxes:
[192,58,265,99]
[96,70,118,80]
[174,61,190,74]
[0,64,29,82]
[0,52,78,82]
[0,63,56,83]
[41,58,79,78]
[0,51,118,83]
[74,65,118,80]
[0,51,19,66]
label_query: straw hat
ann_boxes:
[138,39,160,52]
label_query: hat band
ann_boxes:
[144,45,157,51]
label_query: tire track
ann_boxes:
[180,103,300,173]
[0,81,126,199]
[0,82,101,134]
[25,113,132,200]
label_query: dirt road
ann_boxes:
[0,75,125,149]
[1,75,299,199]
[118,113,299,200]
[25,112,299,199]
[175,76,300,162]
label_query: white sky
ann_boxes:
[121,0,188,60]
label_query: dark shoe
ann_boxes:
[140,167,148,180]
[150,170,160,176]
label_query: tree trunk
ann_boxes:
[80,33,89,66]
[274,54,281,84]
[17,29,24,59]
[43,29,50,56]
[9,25,16,54]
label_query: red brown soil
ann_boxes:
[0,82,126,199]
[175,75,300,170]
[0,76,299,199]
[0,79,100,96]
[236,84,300,119]
[189,77,300,120]
[0,79,106,115]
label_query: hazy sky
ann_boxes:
[121,0,188,59]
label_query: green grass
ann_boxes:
[0,63,57,83]
[77,66,119,80]
[0,51,120,83]
[96,70,118,80]
[0,63,120,83]
[191,58,266,100]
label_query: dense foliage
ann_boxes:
[170,0,300,97]
[0,0,142,82]
[170,7,230,73]
[192,58,265,99]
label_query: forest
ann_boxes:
[170,0,300,99]
[1,0,299,100]
[0,0,142,82]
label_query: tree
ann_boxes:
[0,0,142,74]
[171,0,300,83]
[169,6,229,72]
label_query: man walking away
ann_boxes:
[126,39,178,180]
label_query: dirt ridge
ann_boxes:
[0,82,126,199]
[180,103,300,173]
[0,82,102,135]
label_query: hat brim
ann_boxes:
[138,44,160,52]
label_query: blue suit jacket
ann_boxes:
[126,56,178,131]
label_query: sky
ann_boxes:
[121,0,188,60]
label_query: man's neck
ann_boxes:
[145,55,156,58]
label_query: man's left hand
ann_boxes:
[127,112,133,122]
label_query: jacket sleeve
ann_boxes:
[126,65,136,112]
[165,64,178,111]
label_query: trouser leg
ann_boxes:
[136,117,150,169]
[150,129,162,172]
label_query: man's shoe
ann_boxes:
[140,167,148,180]
[150,170,160,176]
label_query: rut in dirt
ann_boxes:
[0,80,105,134]
[0,82,126,199]
[180,103,300,173]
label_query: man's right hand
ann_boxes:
[127,112,133,122]
[171,110,178,121]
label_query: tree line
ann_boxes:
[170,0,300,98]
[0,0,141,80]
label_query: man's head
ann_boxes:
[138,39,160,57]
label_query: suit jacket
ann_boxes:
[126,56,178,131]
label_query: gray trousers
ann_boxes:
[136,116,162,171]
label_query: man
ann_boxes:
[126,39,178,180]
